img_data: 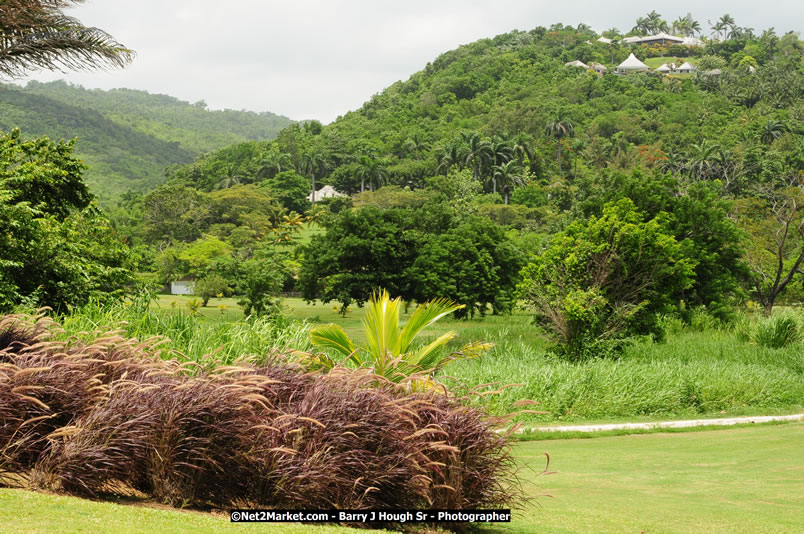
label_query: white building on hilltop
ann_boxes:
[616,53,649,74]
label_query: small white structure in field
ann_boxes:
[171,280,195,295]
[308,185,346,203]
[616,53,649,74]
[656,64,672,73]
[677,61,697,73]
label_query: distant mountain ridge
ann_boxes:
[0,80,294,199]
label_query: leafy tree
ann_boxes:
[493,160,527,204]
[143,183,211,243]
[356,154,388,193]
[298,207,421,309]
[0,128,133,311]
[194,274,229,307]
[0,0,134,79]
[734,186,804,315]
[239,245,290,316]
[0,128,91,217]
[518,199,695,359]
[408,218,525,318]
[264,170,310,214]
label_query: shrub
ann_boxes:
[517,199,695,359]
[754,315,800,349]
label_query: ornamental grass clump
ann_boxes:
[0,312,520,524]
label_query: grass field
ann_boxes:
[125,295,804,423]
[3,423,802,534]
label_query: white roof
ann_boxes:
[308,185,346,202]
[682,37,704,46]
[590,62,608,71]
[564,60,589,68]
[597,36,612,44]
[622,36,642,43]
[678,62,696,71]
[646,32,683,42]
[617,53,649,70]
[656,64,671,72]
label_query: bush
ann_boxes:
[517,199,695,359]
[754,315,800,349]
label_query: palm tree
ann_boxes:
[461,132,493,182]
[0,0,134,79]
[545,116,575,174]
[309,289,490,388]
[256,150,292,180]
[493,161,526,204]
[356,154,388,192]
[759,120,787,145]
[686,140,720,180]
[436,141,467,175]
[688,18,702,37]
[301,150,328,205]
[405,135,430,160]
[510,132,534,170]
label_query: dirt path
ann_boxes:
[526,413,804,433]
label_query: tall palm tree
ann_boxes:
[493,161,526,204]
[436,141,467,175]
[405,135,430,160]
[0,0,134,79]
[545,117,575,174]
[461,132,494,183]
[356,154,388,192]
[510,133,534,166]
[301,150,328,205]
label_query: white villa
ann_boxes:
[564,60,589,68]
[677,61,697,73]
[308,185,346,203]
[616,53,649,74]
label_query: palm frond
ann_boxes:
[309,324,358,363]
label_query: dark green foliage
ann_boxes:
[0,129,133,312]
[193,274,229,307]
[518,199,696,359]
[299,207,422,309]
[574,170,747,319]
[409,218,526,317]
[263,170,310,214]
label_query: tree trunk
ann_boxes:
[311,173,316,206]
[492,178,496,194]
[361,177,365,192]
[504,190,509,204]
[557,141,562,174]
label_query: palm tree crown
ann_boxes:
[0,0,134,79]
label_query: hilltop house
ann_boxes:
[677,61,697,73]
[564,60,589,68]
[616,53,649,74]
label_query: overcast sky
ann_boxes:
[14,1,804,124]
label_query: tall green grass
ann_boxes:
[443,326,804,424]
[51,299,314,365]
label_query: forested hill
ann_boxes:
[166,22,801,199]
[0,80,293,199]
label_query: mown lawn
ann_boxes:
[3,423,802,534]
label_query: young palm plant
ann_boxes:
[309,289,491,387]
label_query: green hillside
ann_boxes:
[0,81,293,199]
